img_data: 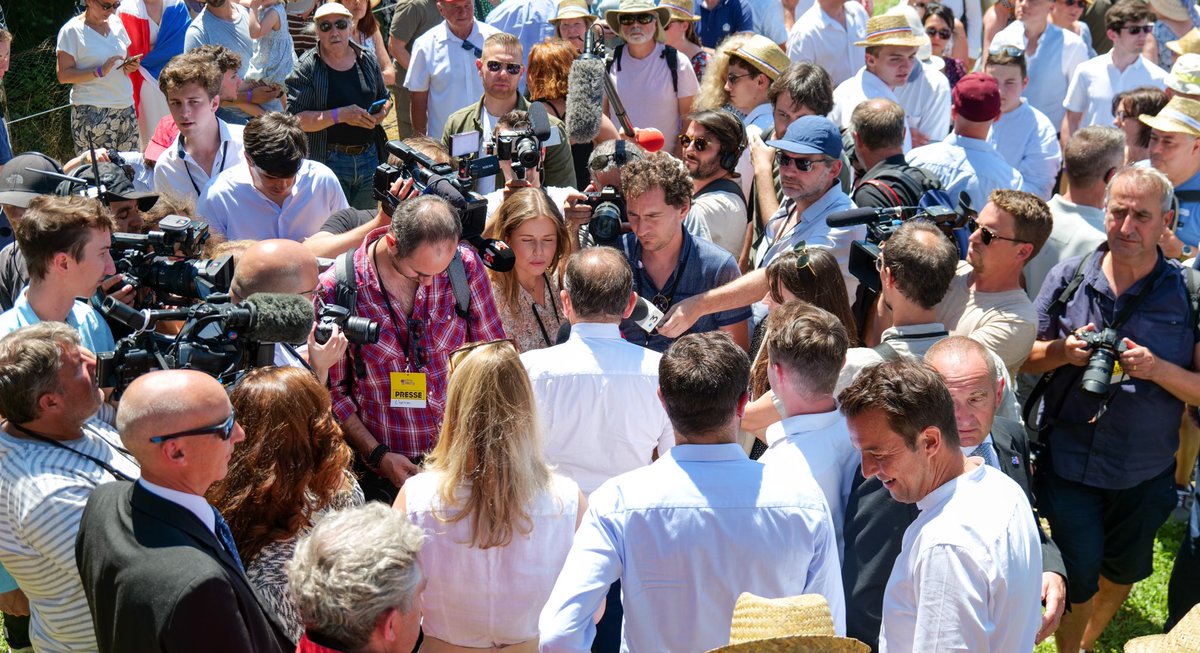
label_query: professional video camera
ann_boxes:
[110,215,234,307]
[1076,328,1128,396]
[96,292,314,398]
[582,186,627,248]
[314,304,381,345]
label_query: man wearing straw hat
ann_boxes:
[786,0,869,88]
[549,0,598,52]
[725,35,791,135]
[829,15,926,151]
[1142,95,1200,255]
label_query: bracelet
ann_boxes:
[246,89,253,103]
[95,66,104,78]
[332,108,339,124]
[366,443,389,469]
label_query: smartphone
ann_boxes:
[368,98,388,114]
[121,53,144,67]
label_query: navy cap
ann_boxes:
[767,115,843,159]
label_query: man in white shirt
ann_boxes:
[786,0,869,88]
[984,48,1062,198]
[841,357,1043,653]
[153,53,246,201]
[539,331,844,653]
[197,112,348,241]
[1064,0,1167,141]
[907,72,1024,214]
[990,0,1089,131]
[830,14,925,149]
[404,0,500,139]
[683,109,747,256]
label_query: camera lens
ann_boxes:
[589,202,624,247]
[344,316,381,345]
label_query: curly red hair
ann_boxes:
[527,39,576,101]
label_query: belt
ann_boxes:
[328,142,373,154]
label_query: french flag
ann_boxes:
[118,0,191,117]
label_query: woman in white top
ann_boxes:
[396,339,585,653]
[57,0,141,152]
[338,0,396,85]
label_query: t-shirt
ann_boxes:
[688,189,746,257]
[325,64,376,146]
[936,260,1038,378]
[56,14,134,109]
[185,6,253,78]
[608,43,700,153]
[0,288,116,355]
[319,207,374,234]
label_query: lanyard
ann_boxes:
[375,240,427,372]
[529,273,561,348]
[636,238,692,312]
[181,139,230,197]
[4,421,137,482]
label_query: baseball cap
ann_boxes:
[313,2,353,20]
[0,153,66,208]
[61,162,159,211]
[952,73,1002,123]
[766,116,843,159]
[144,116,180,164]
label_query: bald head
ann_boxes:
[229,239,319,302]
[562,247,634,322]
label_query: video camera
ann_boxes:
[110,215,234,307]
[582,186,627,248]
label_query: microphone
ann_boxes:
[629,294,664,333]
[566,55,606,144]
[634,128,665,153]
[825,206,909,228]
[242,293,316,343]
[555,320,572,344]
[465,235,516,272]
[100,296,188,331]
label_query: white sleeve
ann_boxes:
[195,189,229,238]
[804,507,847,635]
[404,36,433,92]
[757,0,788,44]
[910,544,994,652]
[966,0,983,61]
[1063,66,1088,113]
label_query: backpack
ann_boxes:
[606,43,680,94]
[693,177,749,221]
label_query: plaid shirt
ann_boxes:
[320,227,506,459]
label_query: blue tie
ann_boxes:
[970,441,998,469]
[212,507,246,573]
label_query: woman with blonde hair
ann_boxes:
[396,339,584,653]
[483,187,572,352]
[692,32,754,116]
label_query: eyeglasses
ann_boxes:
[588,152,639,170]
[988,45,1025,58]
[776,152,827,171]
[449,338,518,372]
[969,218,1030,246]
[318,19,351,32]
[678,134,711,151]
[1062,0,1089,6]
[925,26,952,39]
[95,0,120,9]
[1119,24,1154,35]
[407,318,430,370]
[485,60,523,75]
[874,255,886,273]
[726,71,756,84]
[1115,109,1129,122]
[149,413,236,444]
[619,13,657,25]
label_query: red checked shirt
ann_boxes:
[319,227,507,459]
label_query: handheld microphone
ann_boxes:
[243,293,317,344]
[629,294,664,333]
[825,206,909,228]
[634,128,665,153]
[566,56,606,144]
[466,235,517,272]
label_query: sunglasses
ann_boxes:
[874,255,887,273]
[149,413,236,444]
[726,71,756,84]
[407,318,430,370]
[1119,24,1153,35]
[925,26,952,39]
[619,13,657,25]
[95,0,120,9]
[318,19,351,32]
[776,152,827,171]
[449,338,518,372]
[969,218,1030,246]
[678,134,711,151]
[1062,0,1089,6]
[988,45,1025,58]
[485,60,523,75]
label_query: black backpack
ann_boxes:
[606,43,680,94]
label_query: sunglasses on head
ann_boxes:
[619,13,657,25]
[988,45,1025,58]
[449,339,518,373]
[149,413,236,444]
[925,26,952,39]
[776,152,827,171]
[1119,24,1153,35]
[485,60,523,75]
[678,134,711,151]
[969,217,1030,246]
[318,19,351,32]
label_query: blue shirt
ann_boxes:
[538,443,845,653]
[0,287,116,354]
[694,0,753,48]
[619,227,749,352]
[1175,168,1200,251]
[1034,246,1196,489]
[485,0,557,81]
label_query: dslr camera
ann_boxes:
[314,304,381,346]
[1077,327,1129,396]
[110,215,234,307]
[581,186,627,248]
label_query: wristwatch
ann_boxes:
[367,443,390,469]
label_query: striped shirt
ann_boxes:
[0,420,140,653]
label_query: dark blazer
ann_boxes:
[841,416,1067,652]
[75,481,293,653]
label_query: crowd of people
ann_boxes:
[4,0,1200,651]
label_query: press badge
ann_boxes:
[390,372,427,408]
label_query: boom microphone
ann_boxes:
[825,206,909,228]
[566,56,606,144]
[242,293,317,344]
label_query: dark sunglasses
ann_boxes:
[95,0,120,9]
[149,413,236,444]
[678,134,711,151]
[318,19,351,32]
[619,13,657,25]
[407,318,430,370]
[1119,24,1153,35]
[726,71,756,84]
[969,217,1030,246]
[776,152,826,171]
[925,26,952,39]
[1062,0,1089,6]
[449,339,518,372]
[485,60,523,75]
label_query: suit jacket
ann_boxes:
[75,481,293,653]
[841,416,1067,652]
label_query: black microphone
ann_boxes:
[465,235,517,272]
[242,293,316,344]
[555,320,572,344]
[825,206,909,228]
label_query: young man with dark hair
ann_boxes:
[682,109,747,256]
[198,111,348,241]
[984,49,1062,199]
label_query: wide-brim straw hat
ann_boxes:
[854,14,928,48]
[1125,604,1200,652]
[605,0,672,41]
[730,34,790,80]
[1149,0,1194,23]
[550,0,599,24]
[704,594,870,653]
[1169,53,1200,95]
[1168,28,1200,56]
[659,0,699,22]
[1141,95,1200,138]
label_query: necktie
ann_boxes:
[970,441,997,469]
[212,507,246,574]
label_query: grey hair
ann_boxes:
[389,195,462,259]
[287,503,426,649]
[0,323,81,424]
[588,139,645,177]
[925,335,998,388]
[1106,165,1174,215]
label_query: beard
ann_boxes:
[689,155,723,180]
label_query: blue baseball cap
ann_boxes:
[767,115,843,159]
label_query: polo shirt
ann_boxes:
[905,133,1025,214]
[695,0,753,48]
[152,119,246,200]
[987,100,1062,199]
[404,20,501,140]
[991,21,1089,128]
[787,1,869,88]
[1064,52,1168,130]
[197,159,349,241]
[0,288,115,354]
[830,68,911,151]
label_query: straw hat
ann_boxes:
[1149,0,1194,23]
[1169,28,1200,56]
[1140,95,1200,138]
[659,0,700,22]
[550,0,598,24]
[605,0,672,39]
[730,35,790,80]
[1124,604,1200,652]
[854,14,928,48]
[705,594,870,653]
[1169,53,1200,95]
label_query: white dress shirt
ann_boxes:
[987,100,1061,199]
[197,159,349,241]
[787,1,869,88]
[404,20,501,140]
[1024,195,1106,299]
[830,68,911,151]
[520,322,674,494]
[1064,52,1168,130]
[139,478,216,534]
[152,119,246,200]
[745,0,789,44]
[905,133,1025,214]
[879,463,1042,653]
[759,409,859,559]
[991,22,1088,128]
[538,443,845,653]
[893,60,952,145]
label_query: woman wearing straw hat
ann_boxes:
[548,0,597,52]
[660,0,711,80]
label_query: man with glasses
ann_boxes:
[404,0,500,139]
[76,369,292,653]
[989,0,1089,132]
[680,109,748,257]
[1142,96,1200,257]
[1064,0,1167,142]
[442,32,575,194]
[184,0,283,125]
[317,195,505,502]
